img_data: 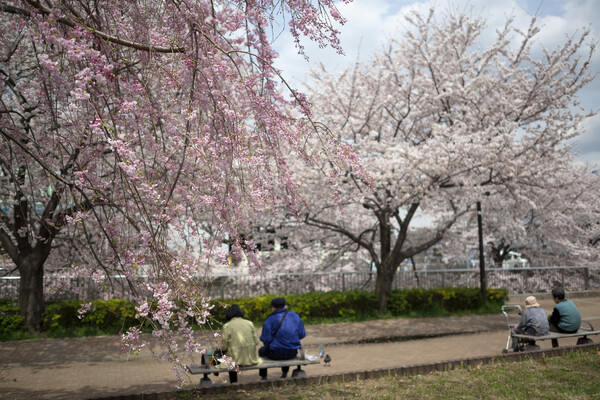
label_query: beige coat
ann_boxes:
[219,317,263,367]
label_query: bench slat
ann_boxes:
[512,328,600,341]
[187,357,320,375]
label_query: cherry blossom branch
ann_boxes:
[304,213,379,264]
[0,1,186,53]
[0,128,74,187]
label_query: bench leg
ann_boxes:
[200,373,212,387]
[259,368,267,380]
[228,371,238,383]
[291,365,306,378]
[551,338,559,348]
[576,336,593,345]
[523,342,540,352]
[511,336,521,352]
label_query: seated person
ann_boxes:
[258,297,305,378]
[548,287,581,334]
[511,296,549,351]
[218,304,262,382]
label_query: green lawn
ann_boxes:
[177,349,600,400]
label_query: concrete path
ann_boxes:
[1,296,599,399]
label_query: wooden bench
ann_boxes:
[511,321,600,351]
[187,356,320,386]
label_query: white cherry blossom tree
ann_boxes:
[508,167,600,266]
[300,9,596,311]
[438,165,600,268]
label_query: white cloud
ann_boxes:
[274,0,397,85]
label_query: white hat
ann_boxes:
[524,296,540,309]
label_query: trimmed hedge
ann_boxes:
[42,299,139,332]
[211,287,507,324]
[0,287,507,339]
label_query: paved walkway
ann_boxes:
[1,295,599,399]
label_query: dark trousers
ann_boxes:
[511,327,537,351]
[212,348,241,383]
[258,346,297,379]
[549,323,578,348]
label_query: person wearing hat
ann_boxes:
[258,297,306,378]
[511,295,549,351]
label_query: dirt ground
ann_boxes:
[1,295,599,399]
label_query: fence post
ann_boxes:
[561,269,565,288]
[342,273,345,292]
[524,270,529,293]
[442,271,446,288]
[584,268,589,291]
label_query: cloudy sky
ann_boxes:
[273,0,600,167]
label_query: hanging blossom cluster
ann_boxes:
[77,302,94,319]
[0,0,357,383]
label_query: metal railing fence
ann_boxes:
[1,266,598,301]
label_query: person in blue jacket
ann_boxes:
[258,297,305,378]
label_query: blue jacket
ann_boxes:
[260,308,305,352]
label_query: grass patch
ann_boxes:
[176,349,600,400]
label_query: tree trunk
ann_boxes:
[375,262,396,313]
[18,254,46,332]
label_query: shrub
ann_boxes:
[0,299,23,332]
[1,286,508,339]
[43,299,139,334]
[211,287,506,324]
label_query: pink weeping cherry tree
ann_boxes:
[0,0,361,379]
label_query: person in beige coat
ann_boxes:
[218,304,262,382]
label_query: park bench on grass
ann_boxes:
[187,355,320,386]
[511,321,600,351]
